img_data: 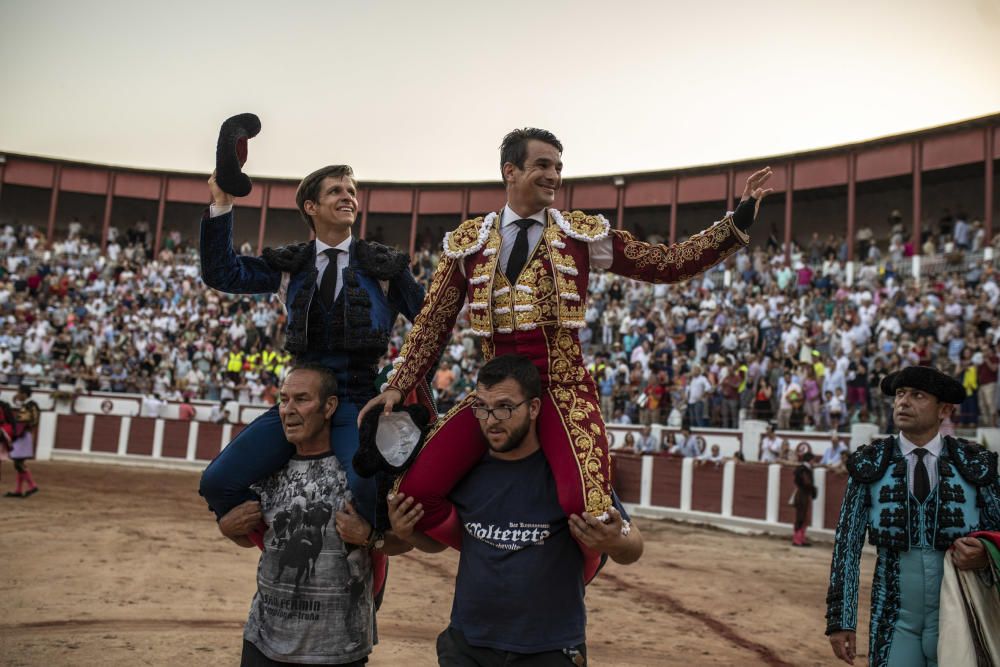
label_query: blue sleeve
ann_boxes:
[388,265,427,323]
[979,475,1000,531]
[200,209,282,295]
[825,475,869,634]
[611,488,631,521]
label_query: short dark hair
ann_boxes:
[286,363,339,402]
[499,128,563,180]
[295,165,357,231]
[17,385,31,397]
[476,354,541,400]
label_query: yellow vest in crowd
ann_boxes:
[227,352,244,373]
[963,366,977,397]
[262,350,278,373]
[274,352,292,377]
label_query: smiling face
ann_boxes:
[303,175,358,239]
[503,139,563,215]
[278,369,338,449]
[893,386,952,439]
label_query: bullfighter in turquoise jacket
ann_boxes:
[825,366,1000,666]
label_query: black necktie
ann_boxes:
[505,219,536,285]
[913,448,930,503]
[319,248,342,309]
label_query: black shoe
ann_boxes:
[24,487,39,497]
[4,491,23,498]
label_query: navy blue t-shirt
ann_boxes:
[448,449,629,653]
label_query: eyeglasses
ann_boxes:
[471,399,530,421]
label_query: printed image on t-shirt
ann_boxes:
[245,455,373,664]
[463,520,552,551]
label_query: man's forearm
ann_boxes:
[379,532,415,556]
[228,535,256,549]
[607,529,644,565]
[401,529,449,553]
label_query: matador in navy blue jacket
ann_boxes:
[198,165,425,527]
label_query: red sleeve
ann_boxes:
[386,254,467,396]
[607,213,750,283]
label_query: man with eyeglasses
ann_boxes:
[388,354,643,666]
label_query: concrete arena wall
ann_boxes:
[37,410,849,537]
[28,404,863,538]
[26,394,1000,539]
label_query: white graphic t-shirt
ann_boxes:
[245,452,373,664]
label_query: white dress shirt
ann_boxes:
[458,204,616,276]
[897,432,943,496]
[209,202,352,301]
[497,206,547,275]
[315,236,352,302]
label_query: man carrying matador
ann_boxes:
[361,128,773,579]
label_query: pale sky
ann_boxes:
[1,0,999,183]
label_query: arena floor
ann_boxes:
[0,461,874,666]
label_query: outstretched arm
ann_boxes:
[597,168,772,283]
[200,172,282,295]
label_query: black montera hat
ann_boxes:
[880,366,966,405]
[353,404,431,478]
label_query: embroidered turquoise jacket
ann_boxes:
[825,436,1000,666]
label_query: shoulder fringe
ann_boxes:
[442,212,497,259]
[550,209,610,242]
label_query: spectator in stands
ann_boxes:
[669,427,700,458]
[142,393,165,418]
[957,350,978,427]
[719,363,742,429]
[635,425,658,455]
[685,365,712,427]
[611,407,632,425]
[777,439,798,465]
[759,425,781,463]
[178,396,196,421]
[825,389,845,431]
[977,347,998,427]
[819,434,848,467]
[752,377,773,421]
[698,444,725,466]
[776,370,802,430]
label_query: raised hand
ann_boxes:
[357,387,403,427]
[208,170,235,208]
[741,167,774,203]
